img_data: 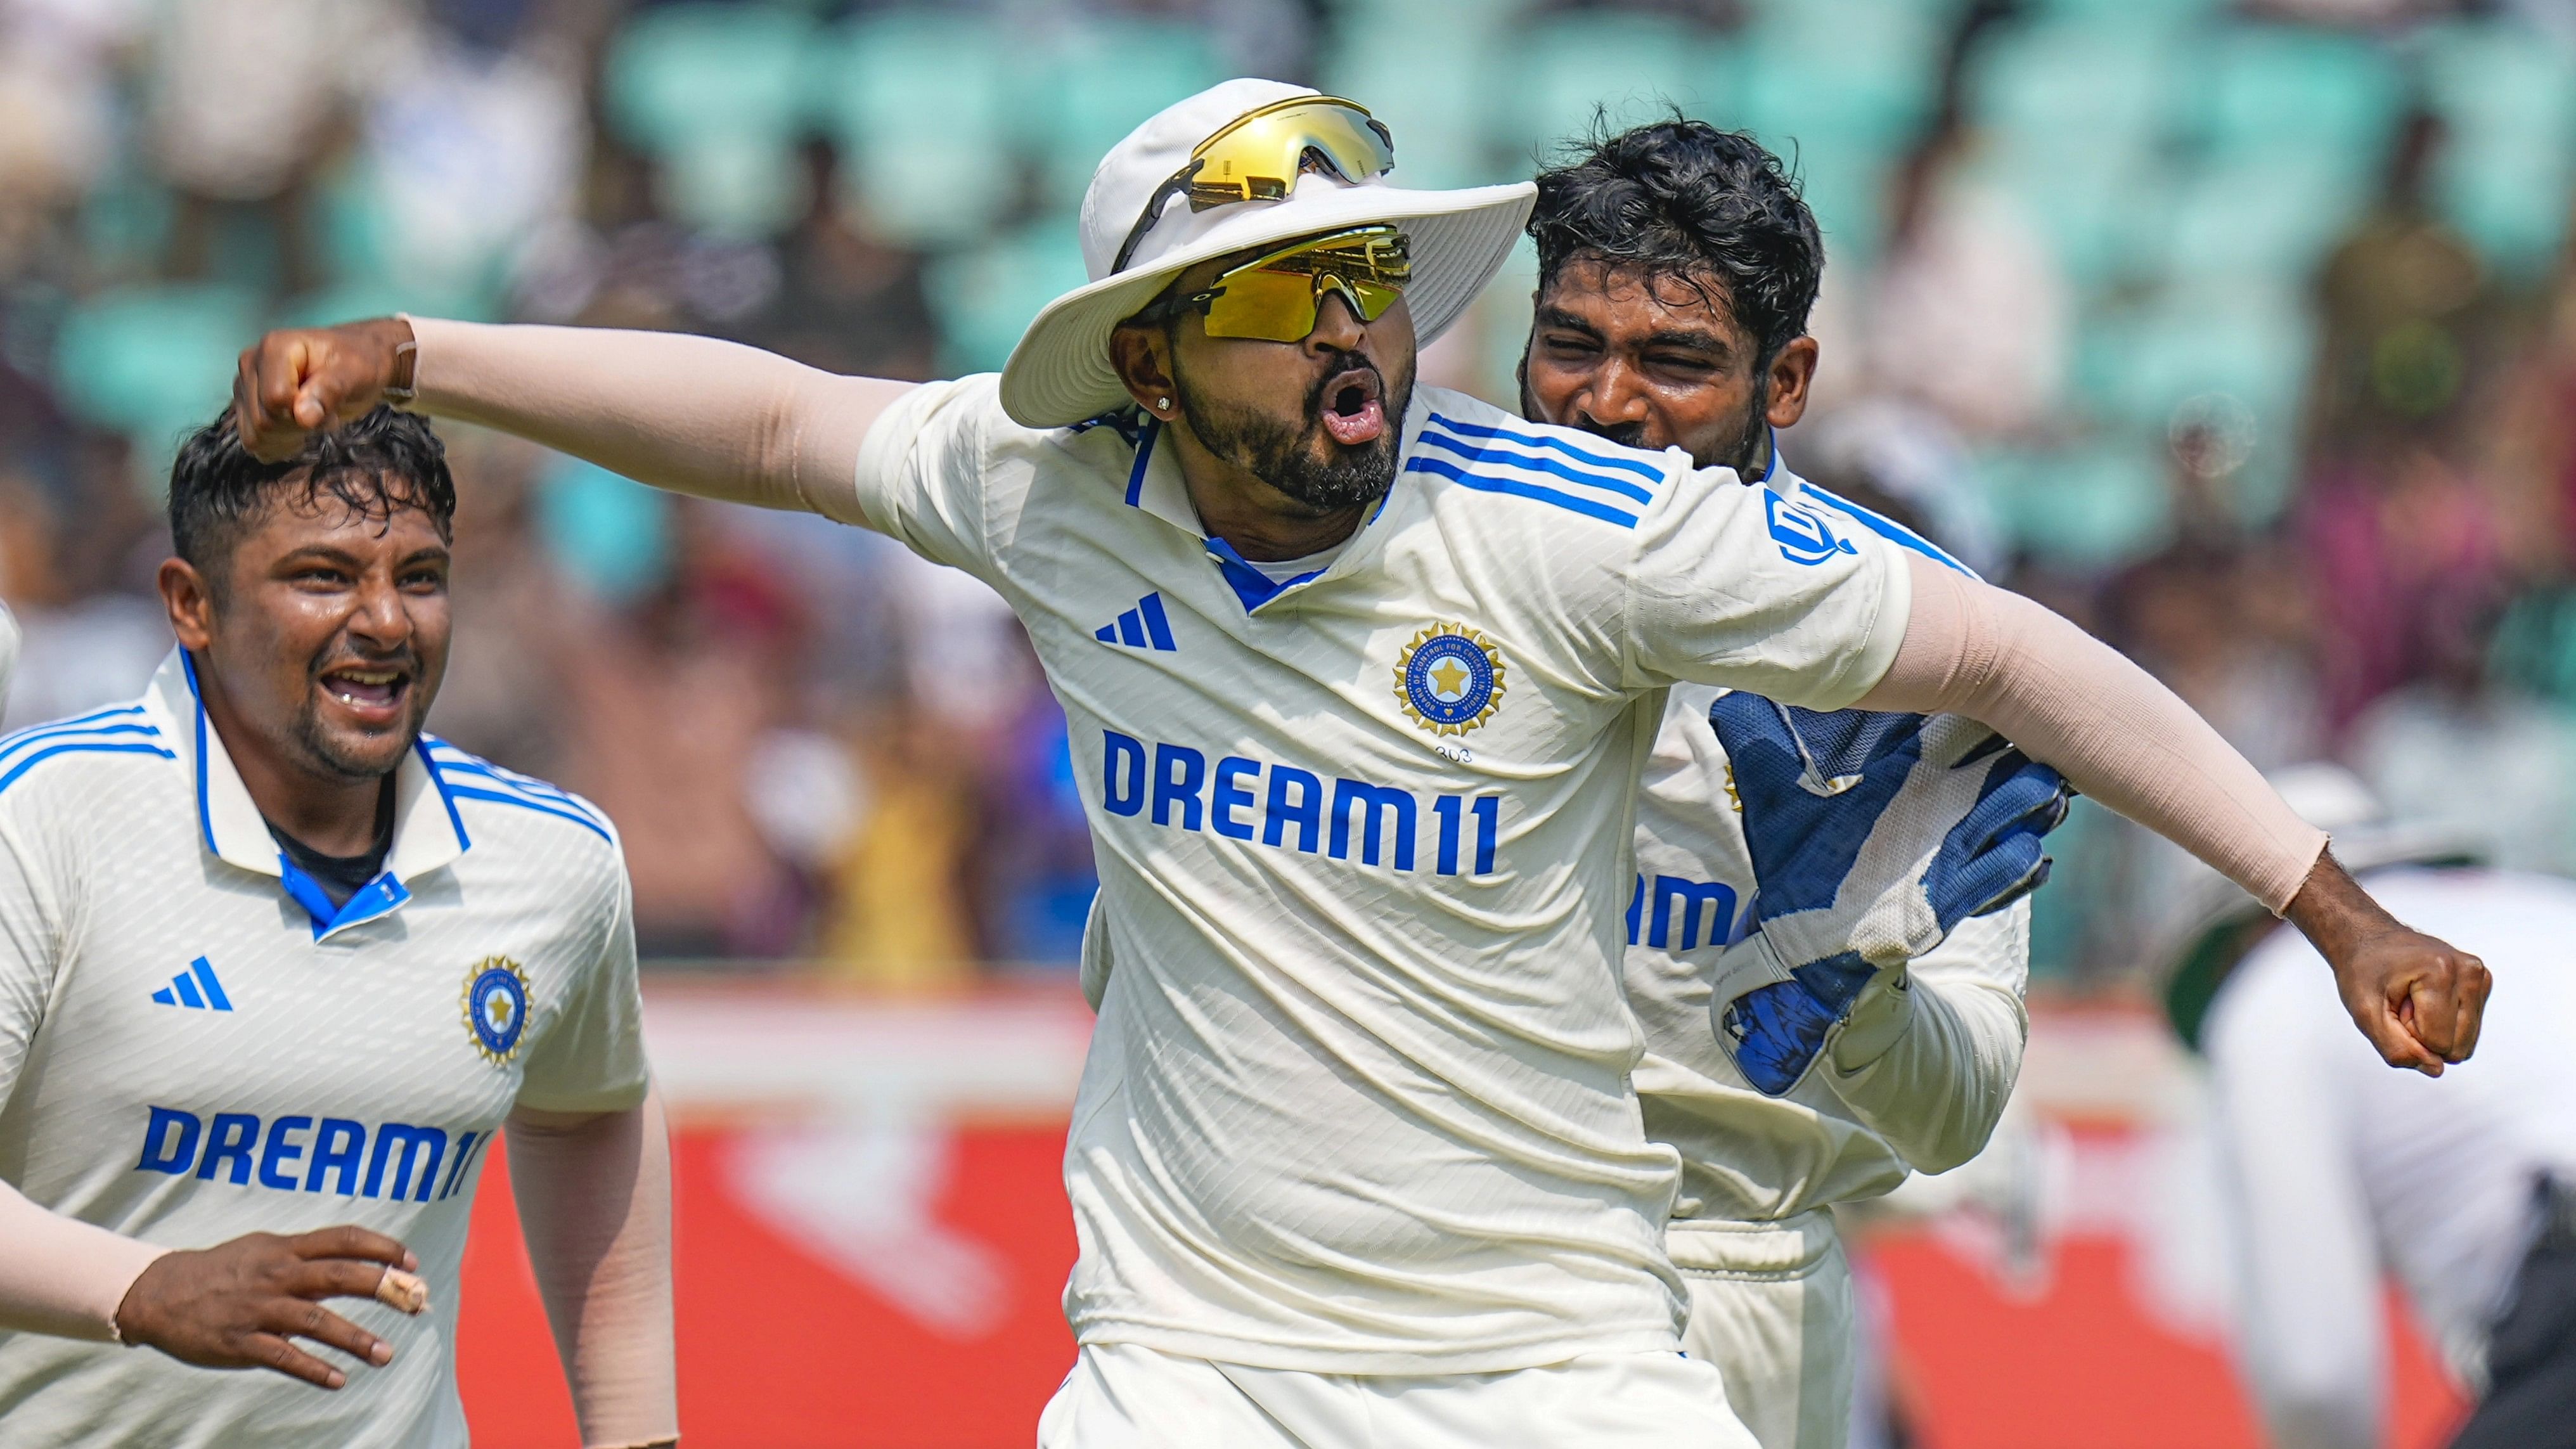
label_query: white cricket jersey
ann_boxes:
[1623,466,2032,1225]
[851,377,1910,1372]
[0,650,648,1448]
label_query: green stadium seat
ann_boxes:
[922,219,1092,377]
[2185,23,2402,160]
[819,8,1012,248]
[539,456,672,603]
[1325,22,1512,189]
[1733,0,1940,147]
[603,3,819,236]
[2157,150,2372,286]
[1973,439,2171,569]
[2070,281,2307,518]
[1017,20,1225,210]
[1490,13,1722,166]
[53,284,262,480]
[2423,21,2576,274]
[1971,21,2177,158]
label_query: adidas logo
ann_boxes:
[1094,592,1178,652]
[150,956,235,1012]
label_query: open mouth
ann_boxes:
[317,664,412,720]
[1318,368,1386,447]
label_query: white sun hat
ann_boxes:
[997,77,1536,428]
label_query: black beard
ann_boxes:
[1179,349,1413,513]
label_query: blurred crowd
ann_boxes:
[3,0,2576,982]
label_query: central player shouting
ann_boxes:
[236,80,2487,1446]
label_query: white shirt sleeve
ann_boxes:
[849,374,1008,587]
[1824,900,2031,1175]
[516,855,650,1116]
[1622,468,1911,709]
[2206,959,2383,1449]
[0,810,68,1109]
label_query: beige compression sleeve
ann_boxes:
[0,1177,168,1341]
[405,316,914,525]
[507,1091,676,1449]
[1855,553,2327,913]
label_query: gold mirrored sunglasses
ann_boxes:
[1141,226,1413,344]
[1111,96,1396,275]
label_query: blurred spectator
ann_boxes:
[148,0,394,293]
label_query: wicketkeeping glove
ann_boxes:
[1706,695,2073,1097]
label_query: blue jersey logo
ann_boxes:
[1765,489,1858,567]
[1396,625,1506,737]
[462,957,531,1064]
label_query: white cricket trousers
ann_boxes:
[1670,1211,1856,1449]
[1038,1341,1761,1448]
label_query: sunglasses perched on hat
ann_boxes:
[1113,96,1413,344]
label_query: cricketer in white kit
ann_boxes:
[0,409,671,1448]
[229,79,2490,1449]
[1518,119,2047,1449]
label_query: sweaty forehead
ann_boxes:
[1540,258,1748,349]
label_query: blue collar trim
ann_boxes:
[1758,429,1782,486]
[280,860,414,941]
[1202,536,1325,613]
[182,651,221,859]
[1124,419,1159,506]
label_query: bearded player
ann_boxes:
[0,409,674,1448]
[1517,117,2055,1448]
[232,80,2481,1447]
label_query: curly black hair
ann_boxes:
[1528,117,1824,364]
[169,405,456,587]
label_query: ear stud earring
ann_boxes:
[1156,397,1172,411]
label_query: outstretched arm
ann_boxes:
[507,1091,677,1449]
[1858,553,2489,1073]
[232,317,915,523]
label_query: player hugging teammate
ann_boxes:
[217,79,2488,1449]
[0,409,675,1448]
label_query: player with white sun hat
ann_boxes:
[229,76,2485,1448]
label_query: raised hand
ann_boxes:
[231,317,417,463]
[2284,853,2491,1075]
[111,1226,425,1390]
[1706,697,2071,1097]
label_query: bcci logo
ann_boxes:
[461,956,532,1066]
[1765,489,1858,567]
[1396,624,1505,737]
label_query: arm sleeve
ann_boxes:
[1623,468,1913,709]
[409,318,1004,584]
[1824,901,2030,1175]
[1855,553,2326,911]
[515,858,649,1116]
[507,1091,676,1449]
[2206,967,2383,1449]
[0,811,169,1338]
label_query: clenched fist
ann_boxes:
[231,317,417,463]
[112,1226,423,1390]
[2286,852,2493,1075]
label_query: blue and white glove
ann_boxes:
[1706,695,2073,1097]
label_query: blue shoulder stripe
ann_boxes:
[1414,427,1656,505]
[1798,483,1974,577]
[428,754,614,834]
[442,786,616,842]
[428,753,610,826]
[0,719,162,770]
[0,740,177,795]
[1404,454,1639,528]
[1420,413,1667,483]
[0,703,147,744]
